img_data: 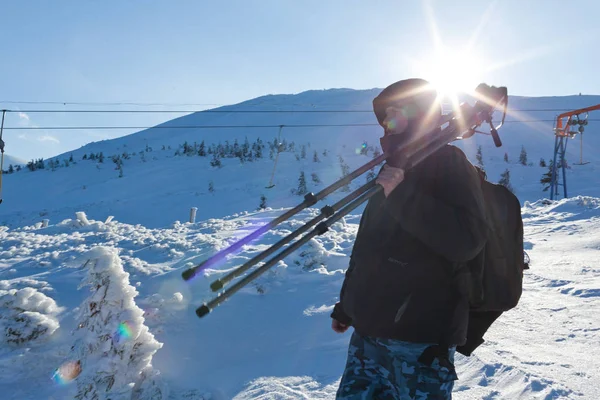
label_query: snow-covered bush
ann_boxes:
[72,246,166,400]
[0,287,62,345]
[294,238,327,271]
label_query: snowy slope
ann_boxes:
[1,88,600,399]
[1,199,599,399]
[2,89,600,229]
[1,154,27,168]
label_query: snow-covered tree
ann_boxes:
[499,169,513,192]
[0,287,62,346]
[72,247,165,400]
[366,169,376,182]
[294,171,307,195]
[313,150,320,163]
[259,194,267,210]
[476,145,484,168]
[519,146,528,166]
[541,160,554,192]
[504,152,509,163]
[210,153,222,168]
[311,172,321,184]
[339,155,351,192]
[294,238,327,271]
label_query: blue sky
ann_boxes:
[1,0,599,161]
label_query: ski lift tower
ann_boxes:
[550,104,600,200]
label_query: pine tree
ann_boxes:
[254,142,262,159]
[322,149,328,157]
[83,154,88,160]
[295,171,308,195]
[366,169,376,182]
[210,153,222,168]
[8,164,14,173]
[242,137,250,158]
[1,287,61,346]
[540,160,554,191]
[208,181,215,193]
[339,155,351,192]
[498,169,513,192]
[476,145,484,168]
[519,146,528,166]
[72,247,164,400]
[118,164,124,178]
[539,158,547,167]
[311,172,321,184]
[313,150,320,162]
[301,145,307,159]
[98,153,104,163]
[504,152,509,163]
[259,194,267,210]
[16,165,21,172]
[69,154,74,163]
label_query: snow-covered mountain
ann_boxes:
[2,89,600,229]
[1,88,600,399]
[2,154,27,168]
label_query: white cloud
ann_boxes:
[18,112,30,121]
[38,135,60,144]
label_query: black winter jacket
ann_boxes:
[331,144,488,346]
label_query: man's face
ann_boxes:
[383,106,409,136]
[382,100,439,138]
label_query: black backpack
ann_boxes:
[457,167,529,356]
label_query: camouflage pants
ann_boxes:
[336,332,458,400]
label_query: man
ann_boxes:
[330,78,488,399]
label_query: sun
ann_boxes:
[415,47,485,103]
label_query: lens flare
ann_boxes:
[52,360,81,385]
[114,321,134,343]
[356,142,369,155]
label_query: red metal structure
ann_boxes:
[550,104,600,200]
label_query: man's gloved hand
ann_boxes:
[331,319,350,334]
[376,164,405,197]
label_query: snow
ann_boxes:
[0,88,599,399]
